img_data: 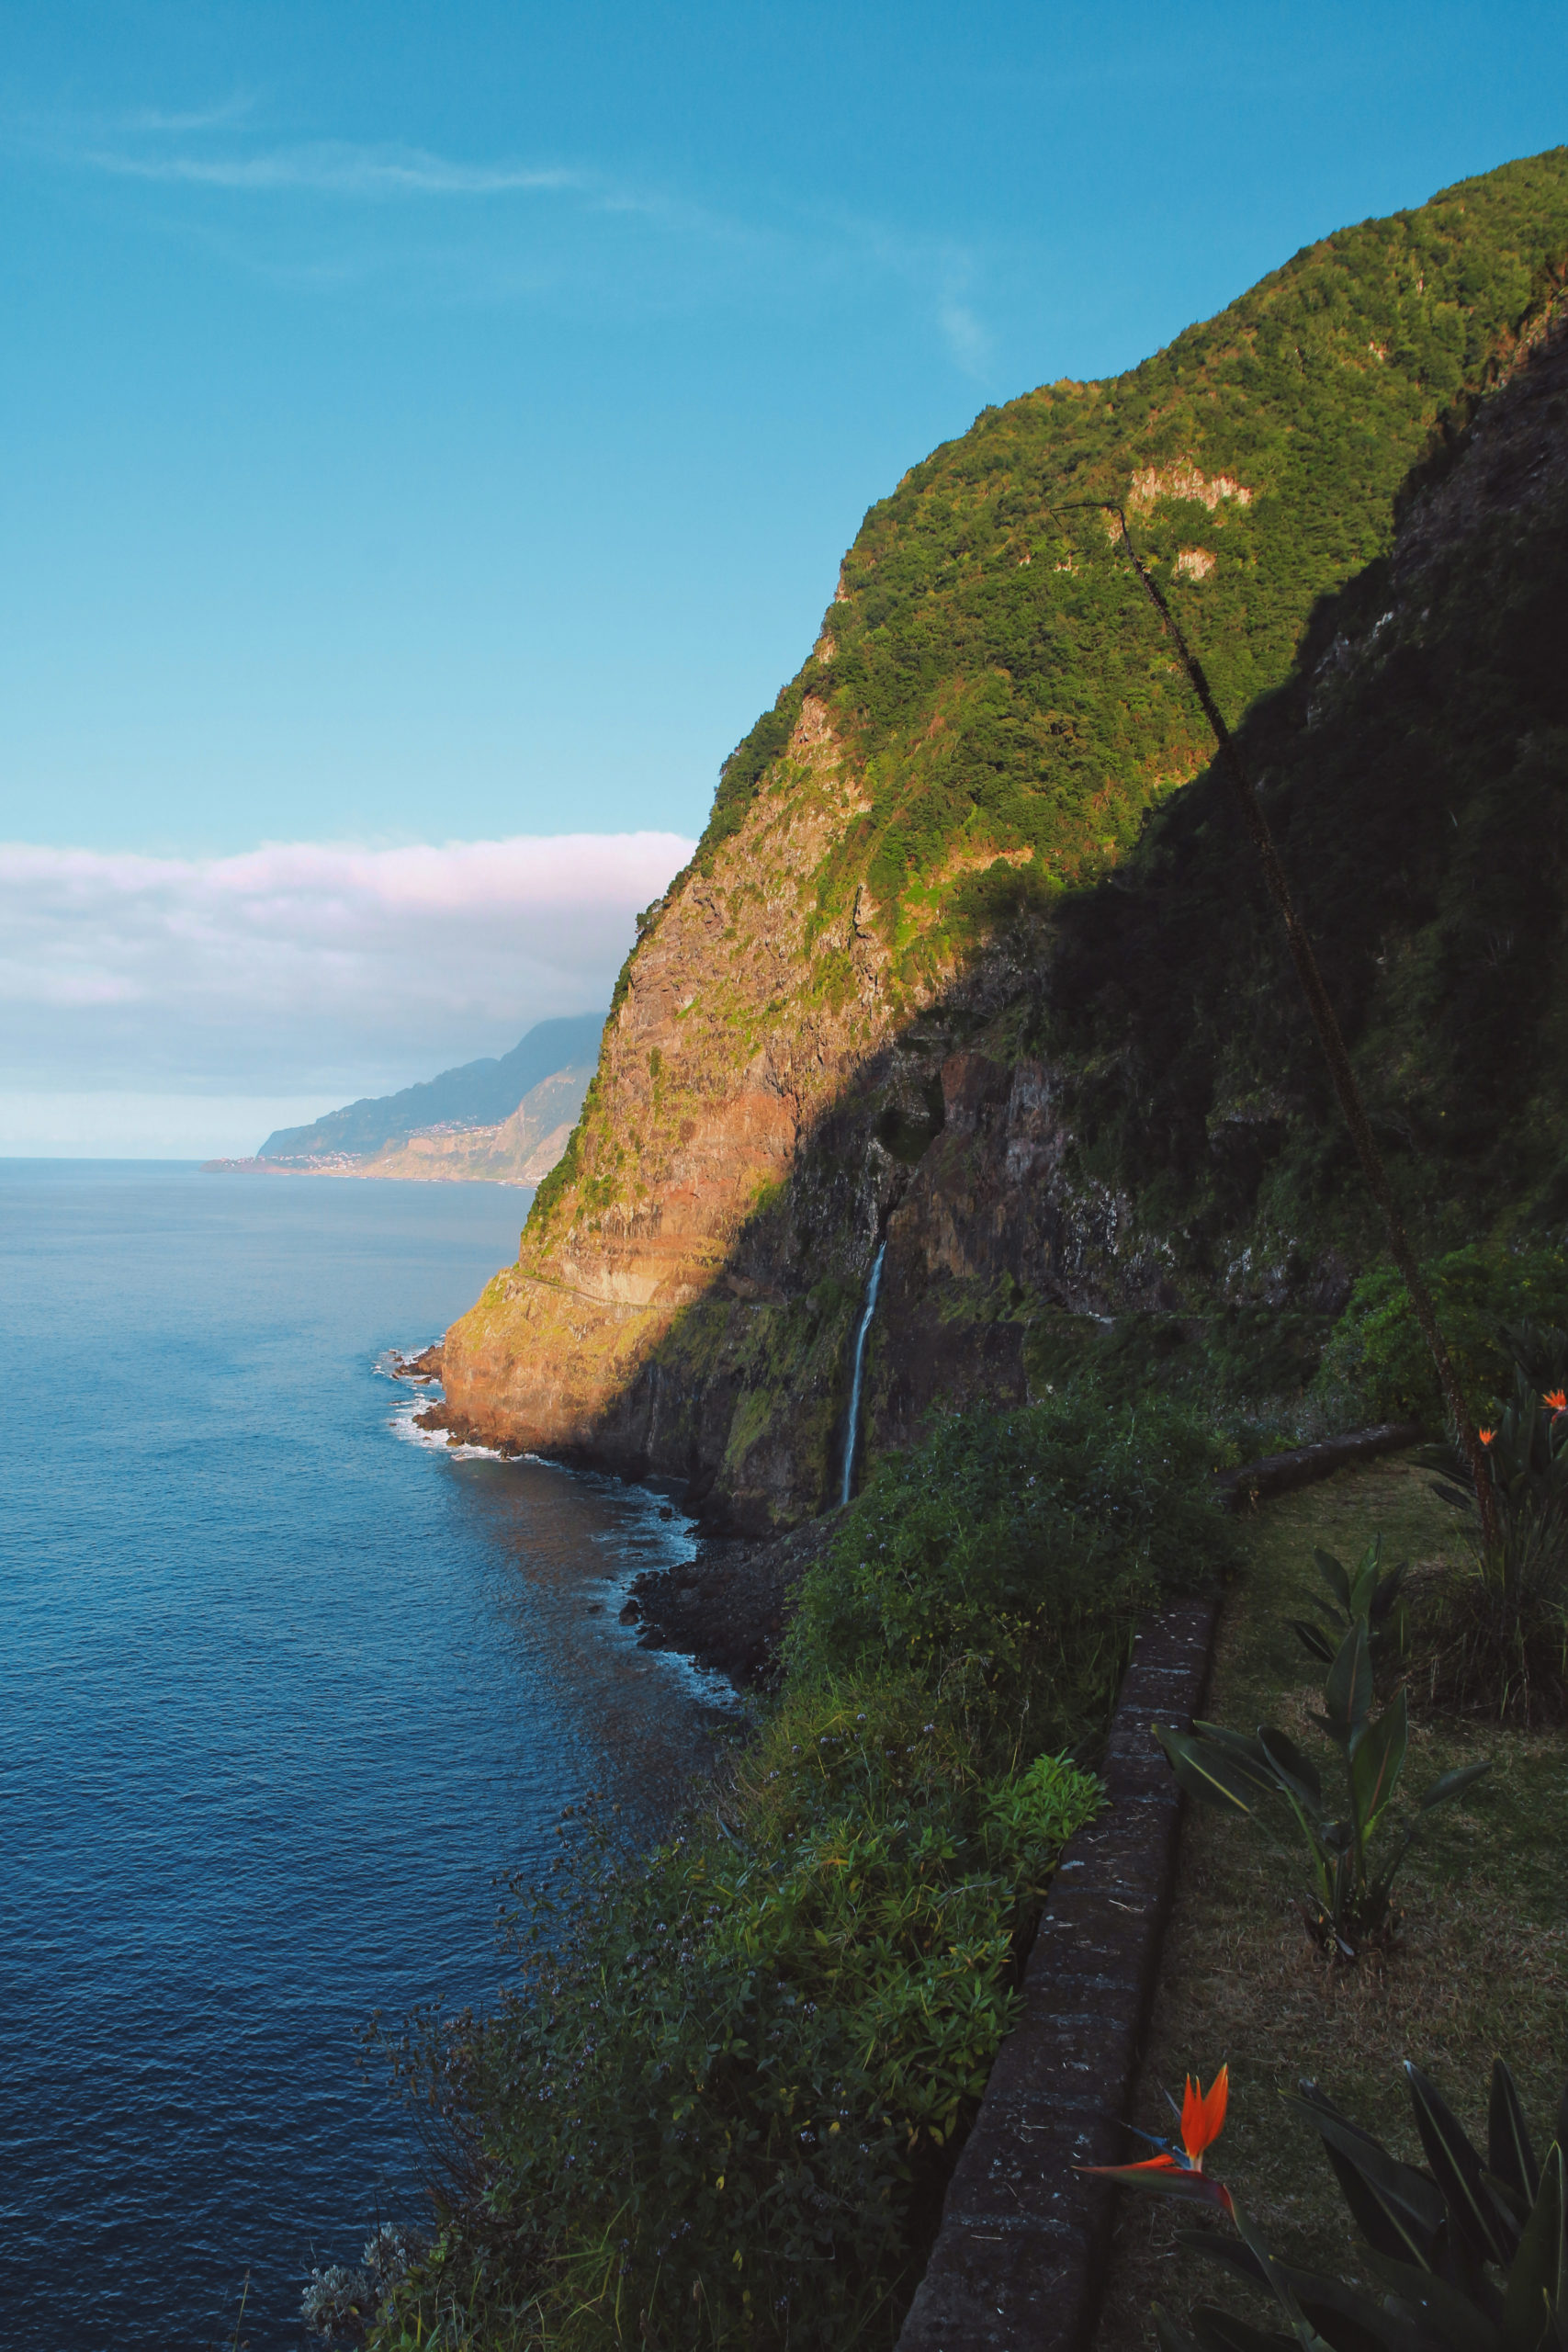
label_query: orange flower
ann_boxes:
[1479,1428,1495,1446]
[1179,2064,1229,2165]
[1543,1390,1567,1415]
[1077,2065,1233,2214]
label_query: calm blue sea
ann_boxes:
[1,1162,728,2350]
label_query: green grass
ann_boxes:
[1092,1453,1568,2352]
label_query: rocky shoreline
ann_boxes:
[393,1345,834,1688]
[619,1516,837,1687]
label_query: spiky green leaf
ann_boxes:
[1362,2252,1501,2352]
[1156,2305,1205,2352]
[1229,2202,1338,2352]
[1155,1725,1270,1814]
[1259,1727,1325,1812]
[1314,1549,1354,1612]
[1489,2062,1541,2209]
[1182,2234,1424,2352]
[1348,1538,1384,1620]
[1285,2089,1445,2268]
[1501,2144,1564,2352]
[1406,2063,1518,2267]
[1350,1690,1409,1839]
[1418,1762,1493,1814]
[1322,1622,1374,1754]
[1190,2307,1302,2352]
[1291,1619,1340,1666]
[1190,1721,1277,1766]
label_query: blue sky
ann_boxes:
[0,1,1562,1149]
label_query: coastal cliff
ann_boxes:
[437,153,1568,1529]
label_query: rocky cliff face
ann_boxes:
[437,155,1568,1530]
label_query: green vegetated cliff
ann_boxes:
[705,150,1567,952]
[439,151,1568,1529]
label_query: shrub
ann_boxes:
[1318,1244,1568,1431]
[1426,1335,1568,1718]
[368,1694,1100,2350]
[361,1386,1230,2350]
[1156,1611,1488,1958]
[302,2227,416,2343]
[1285,1536,1409,1679]
[787,1384,1238,1754]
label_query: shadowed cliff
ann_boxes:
[434,154,1568,1528]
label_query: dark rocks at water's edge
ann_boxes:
[401,1343,1428,1681]
[625,1517,837,1687]
[412,1399,534,1457]
[397,1343,830,1687]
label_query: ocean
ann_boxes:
[1,1161,730,2349]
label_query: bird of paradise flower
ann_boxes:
[1078,2064,1234,2215]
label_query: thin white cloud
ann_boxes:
[83,141,586,199]
[118,96,259,134]
[27,113,999,375]
[938,298,993,378]
[0,832,694,1117]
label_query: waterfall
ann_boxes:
[840,1241,886,1510]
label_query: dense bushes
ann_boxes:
[374,1694,1097,2349]
[790,1386,1238,1738]
[1319,1245,1568,1430]
[356,1383,1233,2351]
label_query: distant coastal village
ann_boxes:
[202,1011,602,1186]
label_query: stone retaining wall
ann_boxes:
[895,1599,1219,2352]
[897,1427,1422,2349]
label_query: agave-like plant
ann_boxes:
[1111,2056,1568,2352]
[1288,1536,1409,1676]
[1155,1618,1488,1956]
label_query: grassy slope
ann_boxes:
[1092,1455,1568,2352]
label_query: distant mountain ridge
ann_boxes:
[256,1013,606,1162]
[332,1066,591,1187]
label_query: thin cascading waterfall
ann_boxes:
[840,1241,886,1510]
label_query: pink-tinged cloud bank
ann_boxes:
[0,831,694,1151]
